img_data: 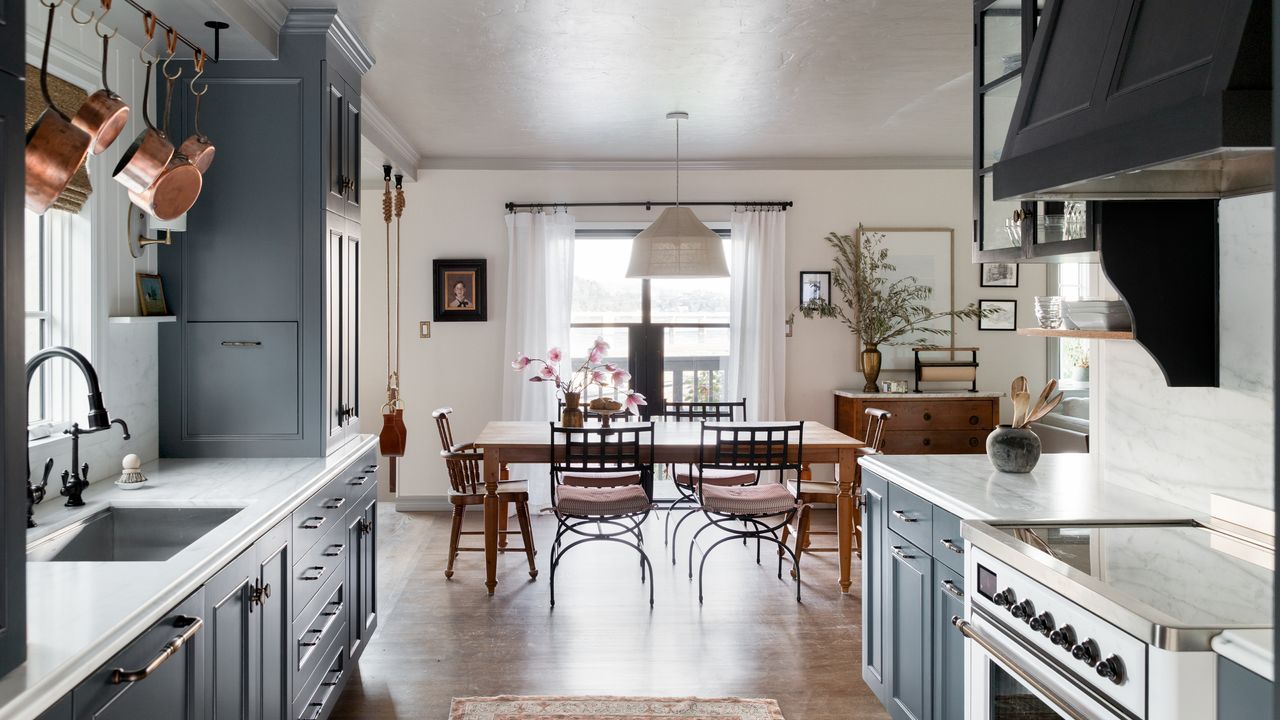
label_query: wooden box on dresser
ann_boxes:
[158,9,370,458]
[834,391,1000,454]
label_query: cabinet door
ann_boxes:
[184,322,300,439]
[860,471,888,702]
[343,90,361,214]
[932,562,965,720]
[0,70,26,678]
[887,531,931,720]
[325,76,347,215]
[74,590,206,720]
[0,0,22,78]
[343,224,360,429]
[255,525,291,720]
[325,215,347,442]
[205,551,259,720]
[347,494,377,659]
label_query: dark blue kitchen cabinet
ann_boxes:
[35,695,71,720]
[73,590,206,719]
[347,491,377,660]
[860,470,889,703]
[256,524,292,720]
[159,8,372,458]
[932,562,965,720]
[1217,656,1274,719]
[0,0,20,77]
[887,530,932,720]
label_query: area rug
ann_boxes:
[450,696,786,720]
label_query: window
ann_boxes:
[570,228,731,405]
[25,208,92,438]
[1049,262,1098,386]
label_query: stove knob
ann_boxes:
[1096,655,1125,684]
[1011,599,1035,621]
[993,589,1016,608]
[1049,624,1076,649]
[1029,611,1055,636]
[1072,639,1099,667]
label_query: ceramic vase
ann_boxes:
[986,425,1042,473]
[861,343,882,392]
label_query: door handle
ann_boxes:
[891,546,916,560]
[941,579,964,601]
[952,617,1090,720]
[891,509,918,523]
[111,616,203,684]
[220,341,261,348]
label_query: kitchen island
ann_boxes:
[0,435,380,720]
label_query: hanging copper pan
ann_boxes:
[73,11,130,155]
[25,2,93,214]
[178,50,215,174]
[130,33,200,221]
[112,13,174,194]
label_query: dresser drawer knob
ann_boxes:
[922,412,932,421]
[969,415,980,425]
[922,438,931,447]
[969,437,980,447]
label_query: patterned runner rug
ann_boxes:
[450,696,786,720]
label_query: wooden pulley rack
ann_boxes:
[379,165,407,493]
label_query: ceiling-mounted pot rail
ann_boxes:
[504,200,794,212]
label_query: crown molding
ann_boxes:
[238,0,289,30]
[418,156,972,172]
[361,95,421,182]
[282,9,375,74]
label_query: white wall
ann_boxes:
[359,168,1048,502]
[1096,193,1275,511]
[25,3,160,489]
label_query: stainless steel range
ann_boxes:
[959,513,1273,720]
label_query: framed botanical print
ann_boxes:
[433,259,487,322]
[136,273,169,316]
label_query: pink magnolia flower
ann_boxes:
[511,353,531,371]
[625,392,647,415]
[603,363,618,372]
[588,346,604,363]
[591,369,609,385]
[547,347,563,363]
[538,365,556,380]
[612,369,631,385]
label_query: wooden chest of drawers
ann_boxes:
[834,392,1001,454]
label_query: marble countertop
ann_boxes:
[858,453,1196,523]
[834,390,1004,400]
[0,435,380,720]
[1213,630,1274,681]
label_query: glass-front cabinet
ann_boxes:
[973,0,1096,263]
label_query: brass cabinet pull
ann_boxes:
[111,616,204,684]
[300,516,325,530]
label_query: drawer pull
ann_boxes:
[299,629,324,648]
[941,579,965,600]
[891,546,916,560]
[322,543,346,557]
[300,566,325,582]
[321,600,344,618]
[364,464,380,473]
[322,497,346,510]
[300,516,325,530]
[111,616,204,684]
[922,412,932,421]
[891,509,918,523]
[969,436,980,447]
[302,702,325,720]
[969,415,980,425]
[220,341,262,348]
[939,538,964,555]
[922,438,931,447]
[321,665,343,687]
[348,475,369,486]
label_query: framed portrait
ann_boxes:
[135,273,169,316]
[433,259,487,322]
[799,271,831,305]
[978,299,1018,331]
[980,262,1019,288]
[856,227,955,370]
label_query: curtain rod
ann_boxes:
[504,200,793,212]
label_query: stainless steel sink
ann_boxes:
[27,505,244,562]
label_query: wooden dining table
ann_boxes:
[472,420,865,595]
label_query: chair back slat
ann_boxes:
[661,398,747,422]
[433,407,482,494]
[863,408,893,453]
[550,422,654,492]
[699,421,805,480]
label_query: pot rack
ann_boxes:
[504,200,793,212]
[90,0,227,63]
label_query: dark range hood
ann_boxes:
[993,0,1272,200]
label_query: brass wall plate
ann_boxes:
[419,321,431,338]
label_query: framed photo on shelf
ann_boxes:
[799,271,831,305]
[433,258,487,322]
[135,273,168,316]
[978,299,1017,331]
[980,262,1019,288]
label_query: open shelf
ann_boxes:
[108,315,177,324]
[1017,327,1134,340]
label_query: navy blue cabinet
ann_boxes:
[860,471,889,703]
[887,530,931,720]
[1217,656,1274,719]
[932,563,965,720]
[0,0,20,77]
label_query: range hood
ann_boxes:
[993,0,1272,200]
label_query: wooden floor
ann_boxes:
[331,504,890,720]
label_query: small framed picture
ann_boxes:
[978,299,1017,331]
[799,271,831,305]
[980,262,1019,288]
[433,259,487,322]
[135,273,169,316]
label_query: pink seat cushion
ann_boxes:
[786,479,840,498]
[702,482,797,516]
[673,466,757,487]
[560,470,642,488]
[555,484,652,517]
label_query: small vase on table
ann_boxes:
[561,391,584,428]
[861,342,883,393]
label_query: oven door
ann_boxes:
[959,612,1130,720]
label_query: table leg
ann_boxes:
[837,447,855,593]
[483,449,502,594]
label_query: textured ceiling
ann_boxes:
[310,0,974,165]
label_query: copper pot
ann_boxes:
[112,15,173,194]
[178,72,214,174]
[129,152,202,220]
[73,33,130,155]
[25,5,92,214]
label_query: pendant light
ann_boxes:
[625,112,729,278]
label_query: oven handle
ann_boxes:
[952,617,1091,720]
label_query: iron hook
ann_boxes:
[94,0,116,39]
[161,27,182,81]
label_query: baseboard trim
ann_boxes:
[394,496,453,512]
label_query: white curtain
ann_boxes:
[727,210,787,421]
[502,211,575,505]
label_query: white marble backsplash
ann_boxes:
[1097,192,1274,511]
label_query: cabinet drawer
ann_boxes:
[293,480,354,558]
[184,322,299,438]
[340,448,379,502]
[878,400,994,431]
[887,483,933,551]
[293,520,348,618]
[932,507,966,576]
[294,572,346,689]
[293,634,346,720]
[881,429,990,455]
